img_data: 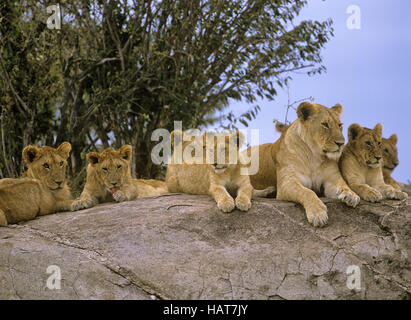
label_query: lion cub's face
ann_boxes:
[171,130,244,174]
[201,132,244,174]
[22,142,71,191]
[297,102,345,160]
[382,134,399,171]
[347,123,384,168]
[87,145,132,192]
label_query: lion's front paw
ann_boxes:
[217,197,235,213]
[338,189,360,208]
[235,196,252,211]
[361,188,383,203]
[306,201,328,227]
[0,211,8,227]
[383,188,408,200]
[71,199,92,211]
[113,190,127,202]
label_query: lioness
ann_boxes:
[166,130,272,212]
[381,134,404,190]
[0,142,73,226]
[339,123,407,202]
[71,145,168,211]
[251,102,360,227]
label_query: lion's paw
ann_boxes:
[0,211,8,227]
[235,196,252,211]
[113,190,127,202]
[306,201,328,227]
[217,197,235,213]
[338,189,360,208]
[71,199,92,211]
[383,188,408,201]
[361,188,383,203]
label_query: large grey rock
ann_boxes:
[1,187,410,300]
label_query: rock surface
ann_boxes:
[1,187,410,300]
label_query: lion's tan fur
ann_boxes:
[381,134,403,190]
[166,131,262,212]
[248,102,360,227]
[339,123,407,202]
[0,142,73,226]
[244,122,288,190]
[71,145,167,211]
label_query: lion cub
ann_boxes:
[166,130,261,212]
[381,134,404,190]
[0,142,73,226]
[71,145,168,211]
[339,123,407,202]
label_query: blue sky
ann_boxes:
[220,0,411,183]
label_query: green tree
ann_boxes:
[0,0,61,178]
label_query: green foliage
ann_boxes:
[0,0,333,188]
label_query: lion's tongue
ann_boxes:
[111,187,120,194]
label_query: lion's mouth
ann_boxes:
[49,185,63,191]
[384,165,395,170]
[324,150,342,160]
[106,185,121,194]
[367,160,381,168]
[212,164,228,173]
[323,148,342,154]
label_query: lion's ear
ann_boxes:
[389,134,398,145]
[119,145,132,161]
[275,122,289,134]
[170,130,184,147]
[229,131,245,148]
[297,102,318,121]
[57,142,71,159]
[348,123,363,141]
[22,146,40,164]
[373,123,383,139]
[331,103,343,115]
[87,152,101,166]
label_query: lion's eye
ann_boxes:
[365,141,372,146]
[117,165,122,169]
[321,122,329,129]
[43,163,50,169]
[59,161,64,166]
[102,167,108,172]
[339,123,343,128]
[384,149,389,153]
[378,141,382,146]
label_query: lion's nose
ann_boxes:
[334,141,344,148]
[55,180,62,186]
[111,182,118,186]
[375,156,381,161]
